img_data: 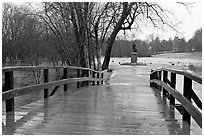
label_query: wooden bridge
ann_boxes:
[2,64,202,135]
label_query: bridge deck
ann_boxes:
[2,65,200,135]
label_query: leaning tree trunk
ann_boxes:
[102,3,130,70]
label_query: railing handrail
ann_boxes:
[151,67,202,84]
[2,65,108,113]
[150,67,202,129]
[151,79,202,128]
[2,65,105,74]
[2,77,106,101]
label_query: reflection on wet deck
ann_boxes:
[2,65,201,135]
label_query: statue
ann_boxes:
[131,42,137,63]
[132,42,137,52]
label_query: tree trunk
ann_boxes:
[102,3,130,70]
[94,22,102,71]
[97,46,102,71]
[69,2,86,68]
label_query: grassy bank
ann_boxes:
[152,52,202,75]
[153,52,202,60]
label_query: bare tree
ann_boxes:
[2,3,26,63]
[101,2,189,70]
[3,2,192,72]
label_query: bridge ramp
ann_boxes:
[2,65,199,134]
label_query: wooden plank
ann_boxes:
[3,84,184,135]
[151,79,202,128]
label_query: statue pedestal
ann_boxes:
[131,52,137,63]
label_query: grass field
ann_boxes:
[153,52,202,60]
[108,52,202,75]
[152,52,202,75]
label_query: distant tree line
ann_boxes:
[2,3,76,66]
[101,39,152,57]
[103,28,202,57]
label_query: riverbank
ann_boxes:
[106,52,202,75]
[153,52,202,60]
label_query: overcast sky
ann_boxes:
[118,2,202,41]
[3,0,202,41]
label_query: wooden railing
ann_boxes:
[2,66,107,113]
[150,68,202,128]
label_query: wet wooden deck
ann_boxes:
[2,65,200,135]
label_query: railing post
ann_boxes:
[101,72,103,84]
[63,68,68,92]
[77,69,80,88]
[183,76,192,125]
[163,70,168,96]
[3,71,14,112]
[43,69,49,99]
[158,71,162,91]
[170,72,176,106]
[97,72,100,85]
[92,71,95,86]
[87,70,89,86]
[150,69,157,88]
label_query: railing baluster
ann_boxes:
[170,72,176,106]
[77,69,80,88]
[97,72,100,85]
[43,69,49,99]
[87,70,89,86]
[158,71,162,91]
[4,71,14,112]
[63,68,68,92]
[183,76,192,125]
[150,69,157,88]
[149,68,202,128]
[92,71,95,86]
[101,72,103,84]
[163,70,168,96]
